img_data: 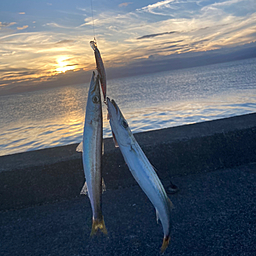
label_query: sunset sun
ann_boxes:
[55,56,76,73]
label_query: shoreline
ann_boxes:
[1,112,255,210]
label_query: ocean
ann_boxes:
[0,58,255,156]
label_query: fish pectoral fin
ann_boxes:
[80,181,88,195]
[155,209,160,224]
[90,217,108,236]
[112,132,119,147]
[81,179,106,196]
[76,142,83,152]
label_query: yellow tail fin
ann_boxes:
[90,217,108,236]
[160,235,170,254]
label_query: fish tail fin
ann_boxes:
[90,217,108,236]
[160,235,170,254]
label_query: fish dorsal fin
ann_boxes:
[76,141,83,152]
[112,132,119,148]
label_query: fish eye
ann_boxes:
[121,119,128,128]
[92,96,99,103]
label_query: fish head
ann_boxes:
[86,72,102,121]
[90,40,97,51]
[107,97,132,147]
[89,71,101,100]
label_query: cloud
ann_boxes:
[137,0,177,15]
[137,31,176,39]
[77,7,87,12]
[17,25,28,30]
[204,0,244,9]
[162,44,182,50]
[119,2,133,7]
[0,0,255,94]
[0,22,16,29]
[43,23,73,29]
[19,12,25,15]
[139,0,174,10]
[56,40,75,44]
[0,29,95,91]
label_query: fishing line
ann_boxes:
[90,0,96,43]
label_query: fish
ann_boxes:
[90,40,107,102]
[77,71,107,236]
[107,97,173,253]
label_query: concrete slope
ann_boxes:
[0,113,255,210]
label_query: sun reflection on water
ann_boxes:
[1,58,255,156]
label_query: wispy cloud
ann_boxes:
[0,22,16,29]
[76,7,87,12]
[119,2,133,7]
[202,0,244,9]
[137,0,177,15]
[137,31,176,39]
[43,23,74,29]
[0,0,255,93]
[56,40,75,44]
[19,12,25,15]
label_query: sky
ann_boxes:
[0,0,256,95]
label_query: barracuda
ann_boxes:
[107,97,173,253]
[77,72,107,236]
[90,40,107,102]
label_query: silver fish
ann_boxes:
[107,97,172,253]
[77,72,107,236]
[90,40,107,102]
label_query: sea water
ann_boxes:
[0,58,255,156]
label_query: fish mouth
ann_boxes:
[107,97,119,115]
[110,99,119,114]
[90,41,97,51]
[90,72,99,93]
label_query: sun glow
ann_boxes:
[55,56,76,73]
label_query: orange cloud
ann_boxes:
[19,12,25,14]
[17,25,28,30]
